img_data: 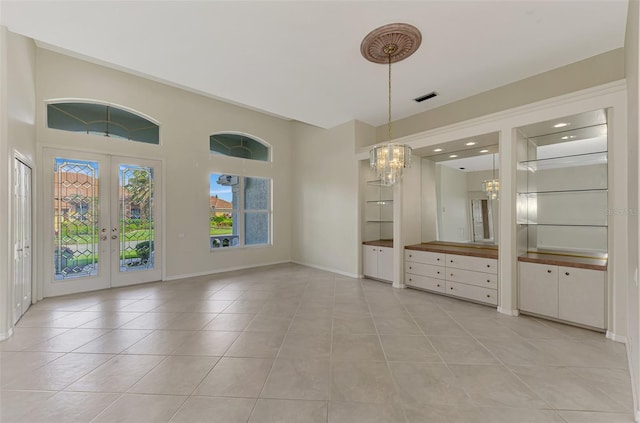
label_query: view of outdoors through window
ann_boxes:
[209,173,270,249]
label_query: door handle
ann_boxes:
[111,235,118,240]
[100,235,108,241]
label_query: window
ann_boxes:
[210,133,269,162]
[209,173,271,249]
[47,102,159,144]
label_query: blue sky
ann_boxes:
[209,173,232,202]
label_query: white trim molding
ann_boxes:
[290,260,360,279]
[497,306,520,316]
[163,260,291,281]
[606,330,628,344]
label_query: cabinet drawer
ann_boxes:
[405,261,444,279]
[405,250,445,266]
[446,268,498,289]
[406,274,445,293]
[446,254,497,274]
[445,281,497,306]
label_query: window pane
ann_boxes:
[209,133,269,162]
[244,177,269,210]
[245,212,269,245]
[209,173,238,248]
[47,103,159,144]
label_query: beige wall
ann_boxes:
[625,0,640,420]
[377,49,625,143]
[0,30,37,337]
[34,48,293,286]
[290,120,360,277]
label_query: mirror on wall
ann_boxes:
[415,132,500,245]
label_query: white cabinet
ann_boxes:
[518,261,606,329]
[363,245,393,282]
[405,248,498,306]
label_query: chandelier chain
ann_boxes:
[388,53,392,142]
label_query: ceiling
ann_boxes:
[1,1,628,129]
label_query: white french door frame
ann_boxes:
[43,148,163,297]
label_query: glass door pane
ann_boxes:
[53,158,100,280]
[118,164,155,272]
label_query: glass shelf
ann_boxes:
[524,225,608,255]
[366,220,393,223]
[518,151,607,171]
[517,190,607,226]
[366,200,393,204]
[518,188,608,195]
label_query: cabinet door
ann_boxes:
[558,267,606,329]
[518,262,558,318]
[377,247,394,282]
[362,245,378,278]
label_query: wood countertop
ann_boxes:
[404,242,498,259]
[363,240,393,248]
[518,252,607,271]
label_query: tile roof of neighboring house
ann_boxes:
[210,196,233,210]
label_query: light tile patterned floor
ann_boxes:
[0,263,635,422]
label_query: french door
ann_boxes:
[13,158,32,323]
[44,149,162,297]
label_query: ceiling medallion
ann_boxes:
[362,23,421,187]
[360,23,422,64]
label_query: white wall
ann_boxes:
[0,29,37,338]
[290,120,360,277]
[34,48,293,287]
[625,0,640,420]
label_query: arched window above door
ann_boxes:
[209,133,270,162]
[47,101,160,144]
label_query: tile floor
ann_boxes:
[0,263,635,422]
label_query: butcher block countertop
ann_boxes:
[362,240,393,248]
[404,241,498,259]
[518,252,607,271]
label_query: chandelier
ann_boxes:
[361,23,421,186]
[482,154,499,200]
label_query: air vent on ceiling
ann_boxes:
[414,91,438,103]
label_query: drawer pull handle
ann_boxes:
[565,272,570,276]
[487,279,490,283]
[450,260,454,263]
[486,294,491,298]
[409,278,412,282]
[437,258,440,261]
[436,284,440,287]
[547,270,552,273]
[450,287,454,290]
[437,271,440,274]
[450,273,454,277]
[409,254,412,258]
[409,266,412,270]
[486,264,490,268]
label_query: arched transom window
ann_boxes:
[47,102,159,144]
[209,133,270,162]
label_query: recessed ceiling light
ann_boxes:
[553,122,569,128]
[449,154,458,158]
[433,148,443,152]
[465,142,476,146]
[479,149,489,153]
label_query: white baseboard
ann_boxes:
[290,260,359,279]
[606,330,627,344]
[0,327,14,341]
[497,306,520,316]
[163,260,291,281]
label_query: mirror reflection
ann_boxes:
[417,132,499,245]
